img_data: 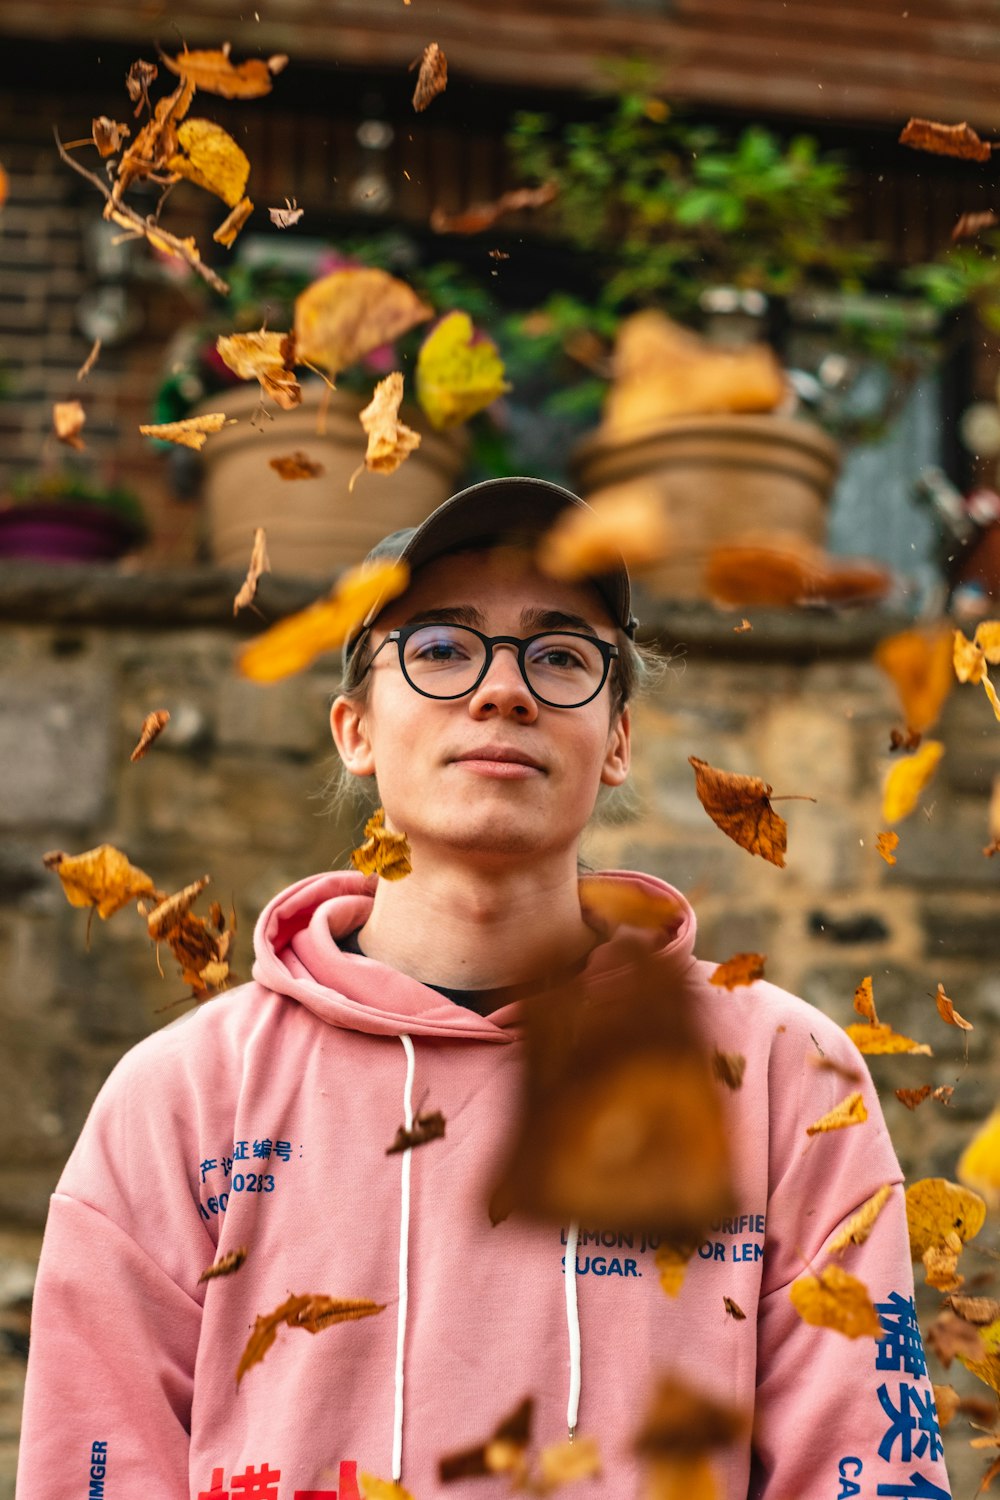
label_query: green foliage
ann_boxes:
[903,237,1000,332]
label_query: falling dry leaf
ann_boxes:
[709,953,766,991]
[959,1109,1000,1208]
[806,1091,868,1135]
[237,558,409,682]
[92,116,130,157]
[386,1109,445,1154]
[788,1265,884,1339]
[882,740,945,823]
[985,775,1000,857]
[125,58,158,114]
[896,1085,933,1111]
[213,195,254,248]
[536,486,671,581]
[216,330,300,408]
[145,877,211,942]
[351,807,412,881]
[438,1397,533,1483]
[845,1021,932,1057]
[953,210,999,242]
[352,372,421,486]
[932,1383,961,1427]
[412,42,448,112]
[199,1246,248,1282]
[635,1375,749,1457]
[269,196,303,228]
[954,622,1000,721]
[712,1051,746,1091]
[139,413,230,449]
[143,879,235,997]
[163,46,279,99]
[688,757,789,867]
[874,624,954,734]
[889,727,922,752]
[723,1296,746,1321]
[269,451,324,480]
[704,538,890,609]
[829,1185,893,1252]
[236,1293,385,1383]
[360,1478,417,1500]
[853,975,878,1024]
[168,117,250,206]
[415,312,510,430]
[577,876,682,933]
[734,619,752,633]
[538,1434,601,1486]
[654,1241,698,1299]
[924,1241,966,1292]
[899,117,992,162]
[906,1178,986,1262]
[876,831,899,865]
[936,982,973,1031]
[644,1456,718,1500]
[295,268,432,379]
[43,844,156,919]
[76,337,101,381]
[53,400,85,450]
[430,181,558,235]
[811,1054,864,1085]
[948,1295,1000,1326]
[927,1308,989,1368]
[130,709,170,761]
[233,528,271,616]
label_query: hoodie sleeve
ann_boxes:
[749,1014,951,1500]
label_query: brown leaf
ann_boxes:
[635,1374,749,1455]
[723,1296,746,1321]
[896,1085,933,1111]
[199,1245,248,1282]
[116,74,194,194]
[294,268,433,380]
[213,195,254,248]
[351,808,413,881]
[269,451,325,481]
[146,877,211,942]
[125,59,158,115]
[216,331,300,409]
[811,1054,864,1085]
[806,1091,868,1135]
[412,42,448,112]
[733,618,752,633]
[709,952,766,991]
[926,1308,988,1368]
[76,337,102,381]
[43,844,156,919]
[953,210,999,242]
[139,413,231,449]
[712,1051,746,1091]
[935,981,973,1031]
[439,1397,533,1483]
[130,709,170,761]
[233,528,270,617]
[431,181,558,236]
[688,757,788,867]
[386,1109,446,1154]
[538,1434,601,1486]
[93,116,130,157]
[236,1293,385,1383]
[163,46,278,99]
[876,831,899,866]
[53,399,85,450]
[269,197,303,229]
[352,372,421,486]
[932,1383,961,1428]
[946,1295,1000,1326]
[890,727,922,752]
[789,1265,884,1339]
[900,116,992,162]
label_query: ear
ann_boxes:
[330,695,376,778]
[601,705,631,787]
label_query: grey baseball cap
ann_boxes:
[343,475,638,663]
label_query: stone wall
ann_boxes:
[1,565,998,1493]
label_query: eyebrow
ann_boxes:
[401,605,602,639]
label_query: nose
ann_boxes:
[467,642,538,721]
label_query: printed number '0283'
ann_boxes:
[199,1173,275,1219]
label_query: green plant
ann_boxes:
[8,467,149,542]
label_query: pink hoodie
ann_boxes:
[17,870,950,1500]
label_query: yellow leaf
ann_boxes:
[350,808,412,881]
[360,1477,417,1500]
[645,1456,719,1500]
[829,1185,893,1252]
[957,1317,1000,1397]
[213,196,254,247]
[294,268,432,379]
[168,118,250,207]
[954,622,1000,722]
[654,1242,697,1298]
[139,413,231,449]
[806,1091,868,1134]
[216,332,300,409]
[923,1240,965,1293]
[53,399,86,450]
[882,739,944,823]
[874,623,954,733]
[538,1434,602,1486]
[906,1177,986,1259]
[43,844,156,920]
[353,372,421,482]
[415,310,510,430]
[788,1265,884,1339]
[577,877,682,933]
[536,484,671,581]
[959,1109,1000,1208]
[845,1021,932,1056]
[237,559,409,683]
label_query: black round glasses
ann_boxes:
[363,622,619,708]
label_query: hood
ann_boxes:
[250,867,697,1042]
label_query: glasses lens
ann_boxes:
[402,625,487,696]
[523,634,606,706]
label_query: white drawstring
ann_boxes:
[564,1220,581,1438]
[392,1034,416,1482]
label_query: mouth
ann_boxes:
[451,746,546,777]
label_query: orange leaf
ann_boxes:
[412,42,448,112]
[828,1184,893,1252]
[709,952,766,990]
[268,451,325,480]
[788,1265,884,1339]
[215,331,299,409]
[163,46,279,99]
[351,807,412,881]
[705,538,890,609]
[845,1021,932,1056]
[145,877,211,941]
[654,1241,698,1299]
[688,757,788,866]
[352,372,421,485]
[130,709,170,761]
[53,399,85,450]
[806,1091,868,1134]
[876,831,899,866]
[874,623,954,733]
[233,528,270,617]
[577,876,682,933]
[43,844,156,919]
[896,1086,933,1111]
[236,1293,385,1383]
[93,116,130,157]
[935,981,973,1031]
[853,975,878,1025]
[139,413,231,449]
[430,181,558,236]
[213,195,254,248]
[932,1383,961,1427]
[294,268,432,379]
[538,1434,602,1486]
[536,485,671,581]
[199,1246,247,1282]
[899,116,992,161]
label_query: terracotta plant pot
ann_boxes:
[198,384,468,578]
[570,413,841,601]
[0,503,143,563]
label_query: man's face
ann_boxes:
[332,549,631,862]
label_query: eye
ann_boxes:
[407,627,475,664]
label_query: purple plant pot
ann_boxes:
[0,504,143,563]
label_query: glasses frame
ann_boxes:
[364,622,620,708]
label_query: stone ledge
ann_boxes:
[0,562,919,660]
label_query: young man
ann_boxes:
[18,477,949,1499]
